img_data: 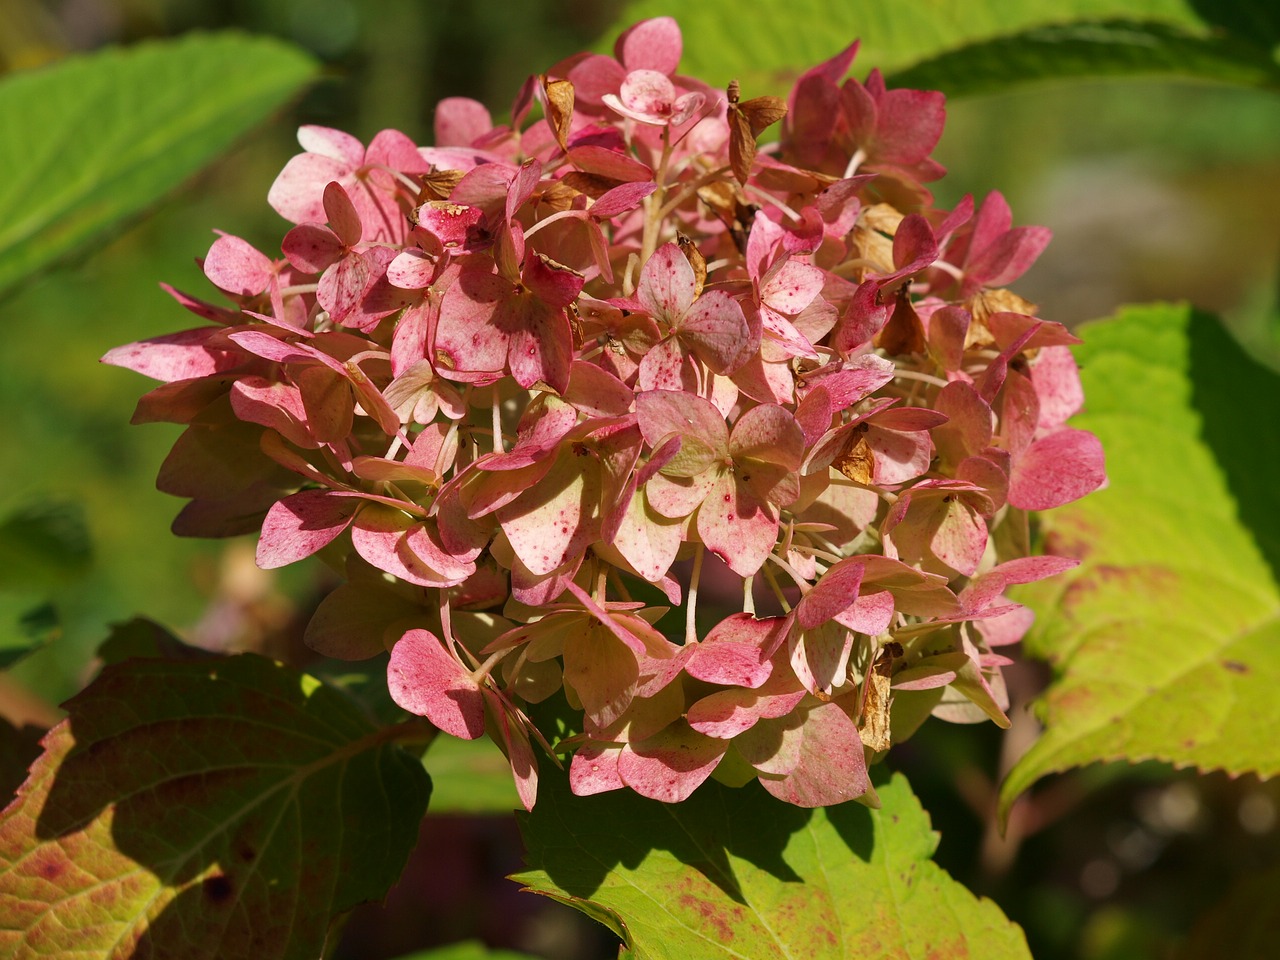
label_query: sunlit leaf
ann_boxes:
[0,32,318,299]
[607,0,1277,95]
[516,771,1031,959]
[894,20,1280,96]
[1001,305,1280,817]
[424,735,522,814]
[0,653,431,960]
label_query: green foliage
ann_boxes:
[1002,304,1280,815]
[0,652,432,960]
[0,502,91,592]
[0,600,58,670]
[893,20,1280,96]
[0,31,317,300]
[424,736,522,814]
[609,0,1280,95]
[516,771,1031,959]
[387,942,544,960]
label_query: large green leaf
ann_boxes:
[0,653,432,960]
[893,20,1280,96]
[1001,304,1280,816]
[607,1,1276,95]
[516,772,1030,959]
[0,32,317,300]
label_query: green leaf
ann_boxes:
[607,0,1226,94]
[891,20,1280,97]
[386,941,544,960]
[0,717,43,808]
[515,771,1031,959]
[0,32,317,300]
[0,502,91,592]
[1001,305,1280,817]
[0,653,432,960]
[0,600,59,670]
[424,735,521,814]
[95,616,214,665]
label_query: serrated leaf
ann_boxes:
[0,719,43,808]
[95,616,213,666]
[892,20,1280,96]
[1001,305,1280,817]
[0,653,432,960]
[0,32,317,299]
[0,502,91,592]
[607,0,1227,94]
[515,771,1030,959]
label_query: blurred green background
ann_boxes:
[1,1,1277,958]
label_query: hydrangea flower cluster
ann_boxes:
[105,18,1105,810]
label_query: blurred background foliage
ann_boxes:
[0,1,1277,958]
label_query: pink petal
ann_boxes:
[101,327,241,382]
[795,558,864,630]
[256,490,357,568]
[591,181,657,219]
[758,702,871,807]
[1029,345,1085,431]
[761,260,824,315]
[322,180,363,247]
[618,722,726,803]
[563,627,639,730]
[1007,428,1107,510]
[687,688,804,739]
[570,742,625,796]
[282,223,343,274]
[204,234,275,296]
[497,450,599,576]
[680,290,751,373]
[434,96,493,146]
[636,243,696,323]
[696,473,778,577]
[387,628,486,739]
[297,125,364,164]
[616,16,682,75]
[489,693,539,811]
[267,151,350,225]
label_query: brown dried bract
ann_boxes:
[858,641,903,753]
[727,79,788,185]
[542,75,575,151]
[676,233,707,297]
[834,429,874,484]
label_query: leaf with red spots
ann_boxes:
[1002,305,1280,818]
[516,770,1031,959]
[0,653,431,960]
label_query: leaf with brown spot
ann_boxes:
[516,770,1030,958]
[1002,305,1280,818]
[0,653,431,960]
